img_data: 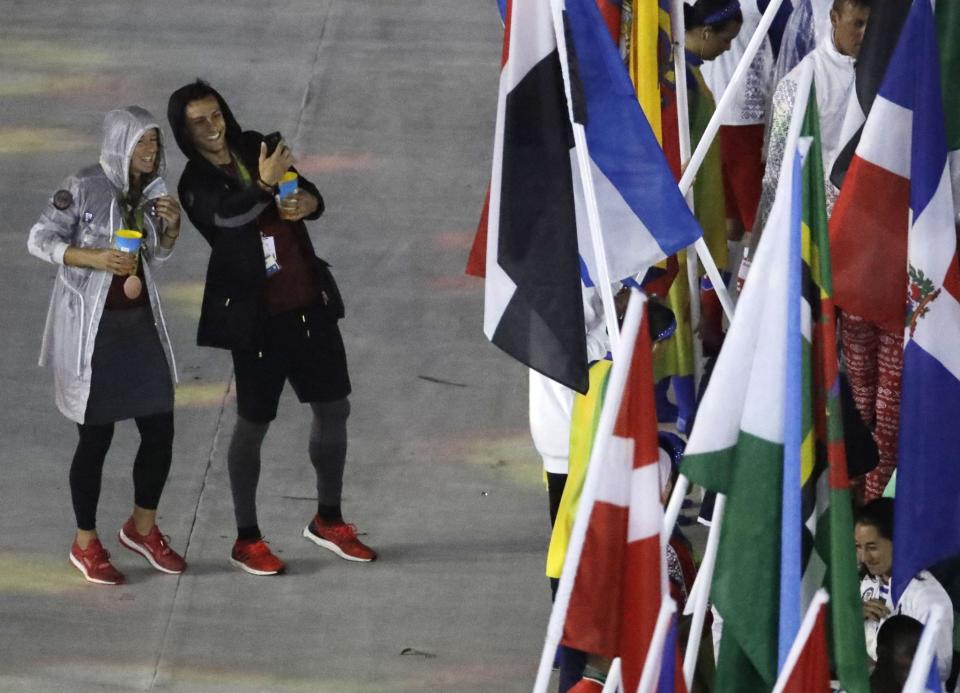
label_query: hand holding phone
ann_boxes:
[263,131,282,156]
[258,132,294,188]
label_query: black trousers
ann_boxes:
[69,411,174,530]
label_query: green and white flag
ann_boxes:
[681,65,870,692]
[680,91,798,689]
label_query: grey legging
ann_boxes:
[227,398,349,533]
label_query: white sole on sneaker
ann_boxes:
[118,528,183,575]
[229,557,283,576]
[302,525,374,562]
[68,552,122,585]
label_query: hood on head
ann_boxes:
[99,106,165,195]
[166,79,243,163]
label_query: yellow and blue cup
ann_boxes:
[277,172,298,199]
[114,229,143,254]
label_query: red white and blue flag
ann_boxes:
[857,0,960,603]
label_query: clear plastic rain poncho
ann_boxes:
[26,106,177,423]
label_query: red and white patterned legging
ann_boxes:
[841,312,904,500]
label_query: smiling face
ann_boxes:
[184,94,229,164]
[855,522,893,579]
[129,128,159,180]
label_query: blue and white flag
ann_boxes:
[889,0,960,603]
[564,0,703,285]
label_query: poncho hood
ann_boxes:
[99,106,165,195]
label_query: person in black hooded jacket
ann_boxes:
[167,79,376,575]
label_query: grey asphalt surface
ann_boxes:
[1,2,557,691]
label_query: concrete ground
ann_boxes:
[0,2,554,691]
[1,3,705,691]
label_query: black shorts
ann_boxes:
[232,306,351,423]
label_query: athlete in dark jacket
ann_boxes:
[168,80,375,574]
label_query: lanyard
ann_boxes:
[232,152,253,187]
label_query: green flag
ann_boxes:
[937,0,960,152]
[797,88,870,693]
[680,75,804,690]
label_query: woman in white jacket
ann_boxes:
[28,107,186,585]
[855,498,954,681]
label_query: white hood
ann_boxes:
[99,106,165,195]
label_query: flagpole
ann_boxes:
[637,596,677,693]
[661,472,689,548]
[601,658,622,693]
[676,0,788,198]
[531,291,647,693]
[674,0,792,323]
[776,58,814,674]
[901,604,946,693]
[667,0,708,390]
[681,493,725,689]
[548,0,623,360]
[771,589,830,693]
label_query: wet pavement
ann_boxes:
[1,2,560,691]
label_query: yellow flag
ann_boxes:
[628,0,661,140]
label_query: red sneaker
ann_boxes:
[118,518,186,574]
[69,538,125,585]
[231,538,285,576]
[303,516,377,562]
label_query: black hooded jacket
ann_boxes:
[167,84,340,351]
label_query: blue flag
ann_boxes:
[564,0,703,285]
[656,613,683,693]
[924,655,942,692]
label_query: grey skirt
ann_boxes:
[84,305,174,425]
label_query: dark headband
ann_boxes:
[703,0,742,25]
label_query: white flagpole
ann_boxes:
[771,589,830,693]
[532,290,647,693]
[549,0,622,360]
[661,474,690,547]
[681,494,725,689]
[637,596,678,693]
[602,658,623,693]
[677,0,790,198]
[674,0,791,323]
[902,604,947,693]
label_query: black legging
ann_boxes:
[69,411,174,530]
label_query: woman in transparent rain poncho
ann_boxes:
[28,107,187,585]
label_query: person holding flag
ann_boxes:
[750,0,869,242]
[654,0,742,432]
